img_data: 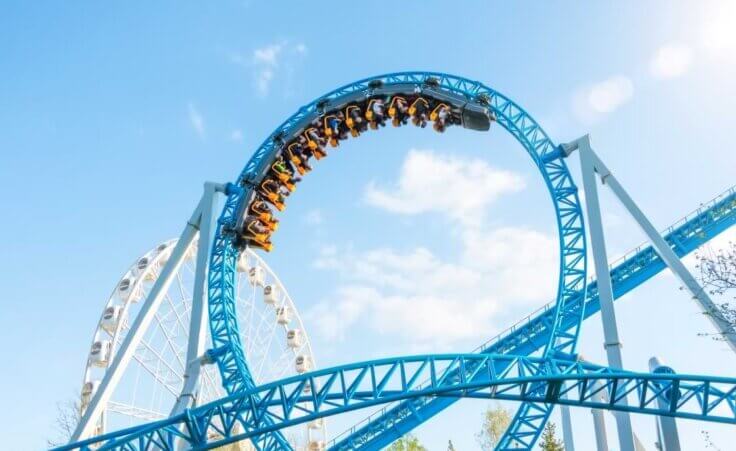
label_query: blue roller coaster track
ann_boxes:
[207,71,587,449]
[333,185,736,450]
[57,353,736,450]
[59,71,736,450]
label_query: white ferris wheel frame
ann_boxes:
[72,182,325,447]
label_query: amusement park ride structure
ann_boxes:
[59,72,736,451]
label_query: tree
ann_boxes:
[538,422,564,451]
[47,398,80,447]
[476,403,511,450]
[702,430,721,450]
[388,434,427,451]
[696,242,736,339]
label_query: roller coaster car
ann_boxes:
[408,97,429,117]
[249,199,275,222]
[423,89,492,131]
[322,115,339,137]
[345,105,365,137]
[287,143,311,175]
[460,101,492,131]
[388,96,407,118]
[322,115,344,148]
[246,239,273,252]
[259,179,286,211]
[270,161,299,190]
[243,216,273,240]
[429,103,450,122]
[303,129,327,159]
[365,99,386,128]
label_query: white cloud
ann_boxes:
[308,226,558,348]
[253,43,283,66]
[229,129,244,142]
[294,42,308,55]
[587,76,634,113]
[364,149,525,225]
[304,209,324,225]
[187,103,205,139]
[700,0,736,60]
[573,76,633,124]
[239,41,308,97]
[650,44,693,79]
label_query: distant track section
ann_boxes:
[331,185,736,450]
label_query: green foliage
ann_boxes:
[539,422,564,451]
[388,434,427,451]
[476,403,512,450]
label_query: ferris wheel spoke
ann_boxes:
[248,294,276,359]
[152,310,187,372]
[254,313,281,382]
[106,401,166,422]
[163,292,192,344]
[133,336,184,388]
[83,245,322,445]
[128,352,181,397]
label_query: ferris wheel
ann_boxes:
[78,239,326,449]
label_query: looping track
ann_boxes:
[59,72,736,451]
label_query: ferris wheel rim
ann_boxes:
[79,238,324,443]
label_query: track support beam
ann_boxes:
[70,183,224,442]
[170,182,223,416]
[649,357,681,451]
[563,137,736,352]
[574,135,636,451]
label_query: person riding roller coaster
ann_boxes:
[365,98,387,129]
[388,96,409,127]
[258,177,289,211]
[304,126,328,159]
[431,103,451,133]
[323,112,347,147]
[286,142,312,175]
[409,97,430,128]
[240,214,274,252]
[245,91,470,252]
[345,105,367,137]
[248,198,277,224]
[270,157,301,191]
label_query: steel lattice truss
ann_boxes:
[337,186,736,450]
[60,69,736,451]
[206,71,587,449]
[55,354,736,450]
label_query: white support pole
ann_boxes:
[170,182,222,416]
[582,364,648,451]
[70,190,208,441]
[649,357,681,451]
[582,148,736,353]
[591,405,609,451]
[576,135,636,451]
[560,403,575,451]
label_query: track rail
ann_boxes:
[206,72,587,448]
[332,185,736,449]
[54,354,736,451]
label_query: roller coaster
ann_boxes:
[58,72,736,451]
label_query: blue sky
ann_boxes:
[2,1,736,449]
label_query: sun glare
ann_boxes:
[701,0,736,59]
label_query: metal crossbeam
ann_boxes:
[207,71,587,450]
[57,354,736,451]
[332,186,736,450]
